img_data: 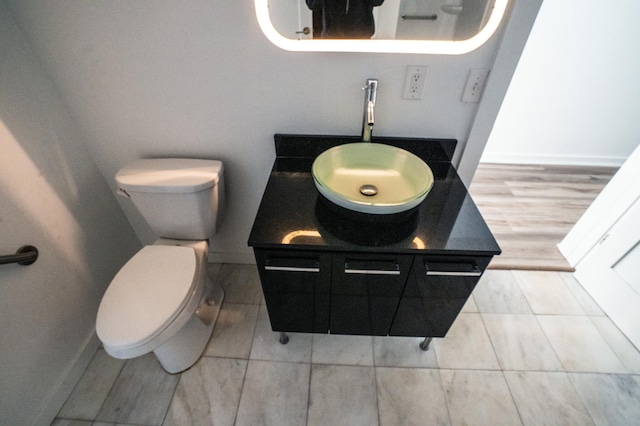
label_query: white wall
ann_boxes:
[0,1,543,421]
[482,0,640,166]
[2,0,534,263]
[0,4,140,424]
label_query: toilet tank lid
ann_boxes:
[116,158,223,193]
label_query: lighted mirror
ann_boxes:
[255,0,509,54]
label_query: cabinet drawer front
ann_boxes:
[331,255,413,336]
[254,249,330,333]
[390,256,491,337]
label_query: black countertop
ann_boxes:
[248,135,501,256]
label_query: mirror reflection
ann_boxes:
[306,0,385,39]
[269,0,495,41]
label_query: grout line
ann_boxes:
[306,346,313,426]
[93,352,127,423]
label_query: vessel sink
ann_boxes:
[312,143,434,215]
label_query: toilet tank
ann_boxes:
[116,158,225,240]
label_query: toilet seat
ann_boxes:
[96,245,198,351]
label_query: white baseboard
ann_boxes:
[480,152,626,167]
[35,333,101,426]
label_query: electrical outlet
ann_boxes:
[403,66,428,100]
[461,68,489,103]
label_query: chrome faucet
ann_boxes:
[361,79,378,142]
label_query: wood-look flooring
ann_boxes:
[469,163,617,271]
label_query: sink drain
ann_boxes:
[359,184,378,196]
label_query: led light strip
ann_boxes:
[254,0,509,55]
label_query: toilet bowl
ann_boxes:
[96,158,225,373]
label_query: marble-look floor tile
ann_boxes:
[537,315,627,373]
[96,353,179,425]
[204,302,259,359]
[590,316,640,374]
[93,423,131,426]
[504,371,593,426]
[569,373,640,426]
[482,313,562,371]
[235,360,309,426]
[308,365,378,426]
[440,369,521,426]
[207,262,223,282]
[57,349,125,420]
[473,270,532,314]
[373,336,437,368]
[163,357,246,426]
[433,313,500,370]
[312,334,373,366]
[559,272,605,316]
[217,263,263,304]
[51,420,93,426]
[376,367,450,426]
[461,294,478,313]
[249,304,312,363]
[513,271,584,315]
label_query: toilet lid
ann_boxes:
[96,245,197,349]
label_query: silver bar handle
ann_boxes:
[265,265,320,273]
[345,269,401,276]
[426,266,481,277]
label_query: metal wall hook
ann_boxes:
[0,245,39,266]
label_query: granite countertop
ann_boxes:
[248,135,501,256]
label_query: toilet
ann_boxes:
[96,158,225,373]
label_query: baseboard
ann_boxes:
[480,152,626,167]
[208,251,256,265]
[34,333,101,426]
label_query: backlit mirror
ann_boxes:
[255,0,509,54]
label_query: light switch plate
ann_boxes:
[462,68,490,103]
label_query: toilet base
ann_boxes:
[153,273,224,373]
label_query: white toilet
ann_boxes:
[96,158,225,373]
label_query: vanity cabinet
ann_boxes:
[248,135,501,341]
[254,248,490,338]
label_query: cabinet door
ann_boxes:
[254,249,331,333]
[390,256,491,337]
[330,254,413,335]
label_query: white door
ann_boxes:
[574,195,640,348]
[560,143,640,349]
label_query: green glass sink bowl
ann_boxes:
[312,143,434,215]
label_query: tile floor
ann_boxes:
[53,264,640,426]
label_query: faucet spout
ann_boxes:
[362,79,378,142]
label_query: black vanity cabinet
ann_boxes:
[254,249,331,333]
[390,255,491,337]
[248,135,501,341]
[330,253,413,335]
[254,249,491,338]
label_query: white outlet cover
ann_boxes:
[403,66,428,100]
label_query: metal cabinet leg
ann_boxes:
[419,337,432,351]
[279,332,290,345]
